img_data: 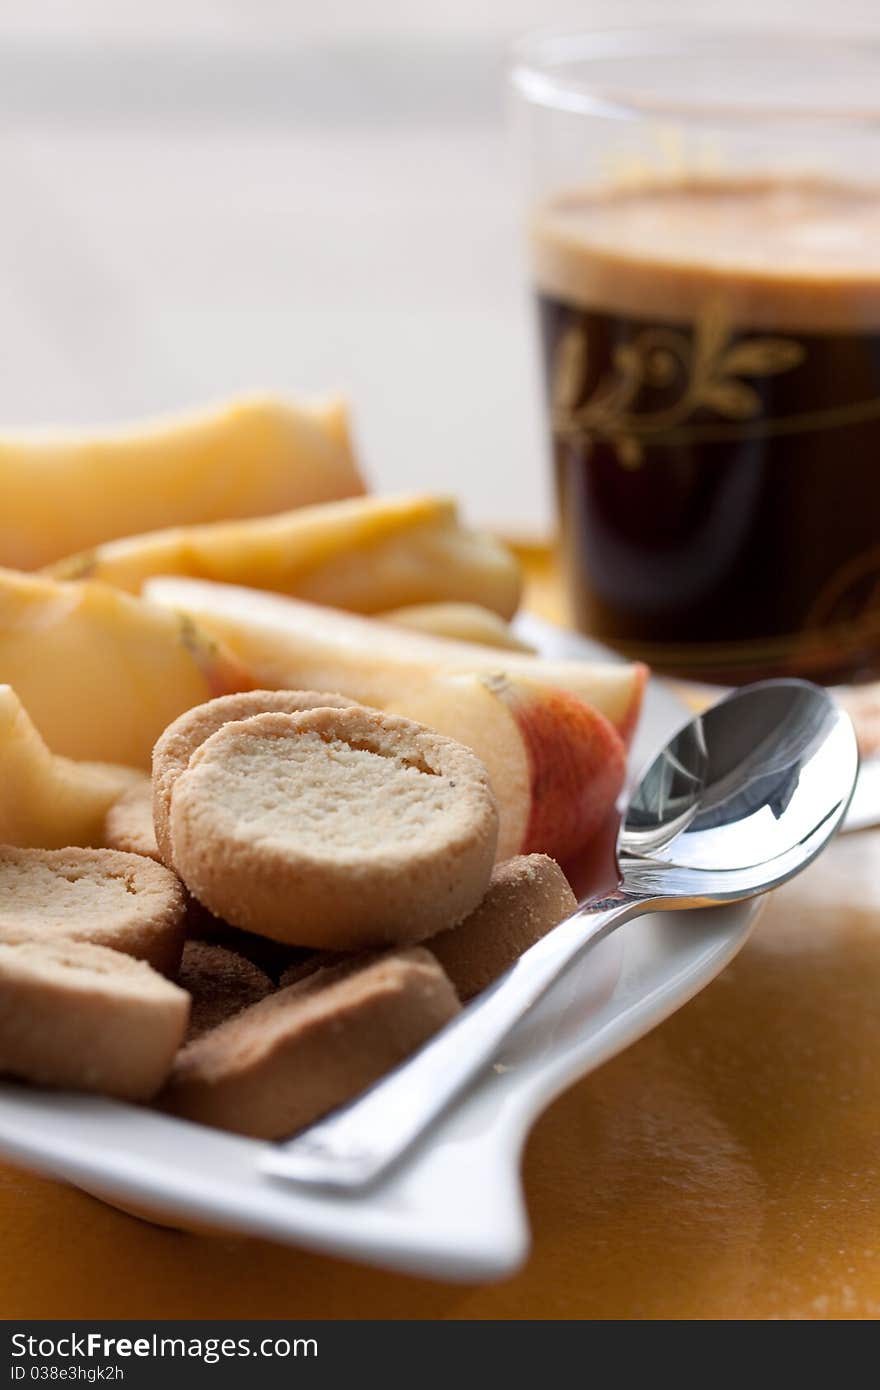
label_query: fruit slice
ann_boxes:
[389,672,626,861]
[0,685,143,849]
[0,394,364,570]
[381,601,534,651]
[144,577,646,742]
[48,493,522,619]
[0,569,252,766]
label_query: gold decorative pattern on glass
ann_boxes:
[551,300,818,469]
[806,544,880,632]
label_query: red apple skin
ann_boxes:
[561,807,621,903]
[505,682,627,865]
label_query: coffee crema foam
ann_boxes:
[531,177,880,331]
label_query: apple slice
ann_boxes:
[46,492,522,617]
[144,578,646,743]
[390,673,626,862]
[0,394,363,570]
[0,569,252,766]
[381,601,534,651]
[48,493,522,620]
[0,685,144,849]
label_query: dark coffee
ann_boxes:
[532,178,880,683]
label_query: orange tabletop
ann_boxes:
[1,552,878,1321]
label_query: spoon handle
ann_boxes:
[262,887,648,1192]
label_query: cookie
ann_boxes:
[0,939,189,1101]
[161,947,459,1138]
[151,689,356,867]
[0,846,186,976]
[278,951,343,988]
[428,854,577,1000]
[103,778,160,861]
[178,940,274,1041]
[184,901,303,981]
[169,706,499,948]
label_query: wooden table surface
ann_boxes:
[2,553,878,1320]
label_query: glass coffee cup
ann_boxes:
[511,26,880,684]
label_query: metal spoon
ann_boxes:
[262,678,858,1192]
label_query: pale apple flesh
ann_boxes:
[381,601,534,651]
[0,569,253,766]
[0,394,364,571]
[0,685,144,848]
[143,578,647,744]
[48,493,522,620]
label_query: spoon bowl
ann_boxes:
[623,678,857,872]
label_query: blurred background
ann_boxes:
[2,0,877,539]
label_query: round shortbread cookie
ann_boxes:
[103,778,160,861]
[178,940,274,1041]
[151,689,356,868]
[169,706,500,948]
[0,846,186,976]
[427,854,577,1000]
[0,939,189,1101]
[161,947,460,1138]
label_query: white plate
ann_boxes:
[0,620,759,1282]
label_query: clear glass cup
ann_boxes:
[511,26,880,685]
